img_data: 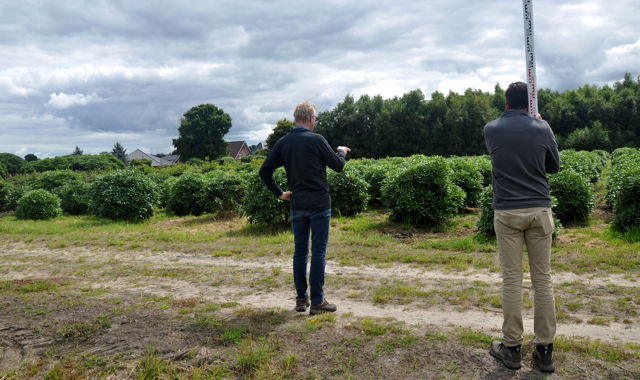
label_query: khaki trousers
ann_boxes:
[494,207,556,346]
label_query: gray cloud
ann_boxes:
[0,0,638,156]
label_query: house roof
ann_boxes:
[127,149,179,167]
[227,141,249,159]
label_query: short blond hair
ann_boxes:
[293,101,317,123]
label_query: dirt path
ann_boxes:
[2,247,639,345]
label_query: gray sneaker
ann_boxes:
[534,343,555,372]
[295,297,310,312]
[309,299,337,315]
[490,341,522,370]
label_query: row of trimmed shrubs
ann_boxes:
[476,149,609,237]
[606,148,640,231]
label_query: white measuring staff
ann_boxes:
[522,0,538,116]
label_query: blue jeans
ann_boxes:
[291,208,331,305]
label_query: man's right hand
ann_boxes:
[337,146,351,156]
[279,191,292,201]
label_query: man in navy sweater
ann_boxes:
[259,101,350,315]
[485,82,560,372]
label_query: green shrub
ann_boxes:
[33,170,83,194]
[0,153,25,175]
[89,170,157,221]
[559,150,603,184]
[327,167,369,217]
[0,181,10,210]
[16,189,62,220]
[157,176,178,209]
[202,172,248,215]
[21,154,124,173]
[477,186,561,240]
[59,182,92,215]
[612,168,640,232]
[381,156,465,226]
[607,148,640,208]
[1,184,28,212]
[242,169,289,226]
[476,186,495,236]
[448,157,484,208]
[549,169,593,223]
[351,160,394,207]
[130,158,152,168]
[166,172,206,216]
[0,162,7,179]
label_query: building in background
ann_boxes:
[127,149,180,167]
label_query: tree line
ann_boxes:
[307,73,640,159]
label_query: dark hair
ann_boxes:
[505,82,528,110]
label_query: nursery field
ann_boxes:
[0,206,639,379]
[0,148,639,379]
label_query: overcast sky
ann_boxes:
[1,0,638,157]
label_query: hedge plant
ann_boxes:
[381,156,465,226]
[89,170,157,221]
[448,157,484,208]
[327,167,369,217]
[0,162,7,180]
[612,168,640,232]
[59,182,92,215]
[202,172,249,215]
[16,189,62,220]
[166,172,207,216]
[242,169,289,226]
[476,185,495,236]
[33,170,83,194]
[549,169,593,223]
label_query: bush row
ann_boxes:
[607,148,640,231]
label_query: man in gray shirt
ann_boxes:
[485,82,560,373]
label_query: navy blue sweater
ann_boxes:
[259,128,346,211]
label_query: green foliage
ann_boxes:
[202,172,249,215]
[476,185,495,236]
[381,156,465,226]
[560,150,606,184]
[242,169,289,226]
[612,167,640,231]
[349,159,396,207]
[549,169,593,223]
[21,154,125,173]
[0,162,7,179]
[59,182,92,215]
[111,142,128,164]
[130,158,152,168]
[0,183,28,212]
[89,170,157,221]
[327,167,369,217]
[166,172,207,216]
[0,153,25,175]
[266,119,295,151]
[562,121,611,151]
[156,176,178,209]
[607,148,640,208]
[24,153,38,162]
[32,170,83,194]
[448,157,484,208]
[173,104,232,161]
[16,189,62,220]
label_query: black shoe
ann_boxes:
[295,297,310,312]
[534,343,555,372]
[309,299,337,315]
[490,341,522,370]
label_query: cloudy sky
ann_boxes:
[1,0,638,157]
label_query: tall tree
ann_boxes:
[112,142,128,164]
[266,119,295,150]
[24,154,38,162]
[72,146,83,155]
[173,104,232,161]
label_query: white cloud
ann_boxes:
[47,92,98,109]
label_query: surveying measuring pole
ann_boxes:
[522,0,538,116]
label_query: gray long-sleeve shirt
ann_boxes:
[484,109,560,210]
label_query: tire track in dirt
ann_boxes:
[2,247,639,345]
